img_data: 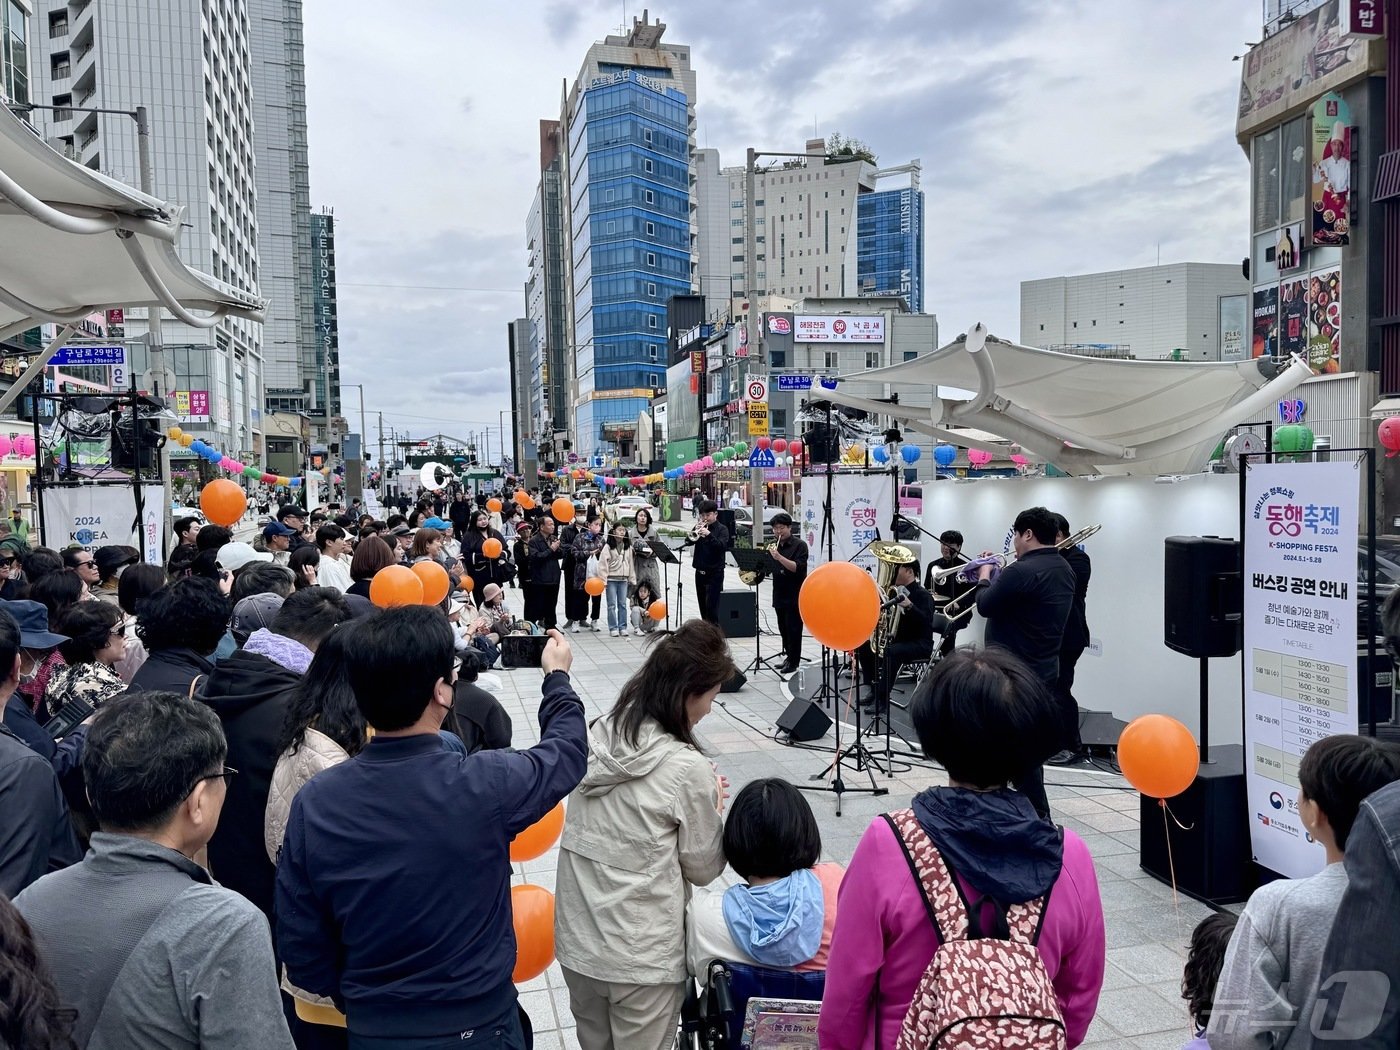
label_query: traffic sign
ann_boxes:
[748,447,776,468]
[51,345,126,367]
[745,373,768,403]
[110,364,128,390]
[747,401,769,437]
[776,374,812,391]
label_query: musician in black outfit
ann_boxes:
[855,560,936,712]
[1051,512,1092,765]
[972,506,1075,817]
[691,500,729,624]
[766,513,808,673]
[924,529,970,657]
[525,516,566,629]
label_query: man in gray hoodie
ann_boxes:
[15,690,294,1049]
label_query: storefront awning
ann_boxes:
[824,325,1313,475]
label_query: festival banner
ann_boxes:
[800,472,893,572]
[1242,459,1359,878]
[1307,267,1342,374]
[1252,286,1278,359]
[1310,92,1352,247]
[41,484,165,566]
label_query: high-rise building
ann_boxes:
[248,0,328,446]
[1,1,30,106]
[507,317,532,469]
[30,0,263,459]
[691,147,731,310]
[525,119,570,467]
[857,163,924,313]
[557,12,695,461]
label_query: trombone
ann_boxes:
[941,524,1101,625]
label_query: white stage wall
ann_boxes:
[922,474,1246,742]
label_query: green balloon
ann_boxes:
[1272,425,1315,454]
[734,441,749,454]
[242,464,260,478]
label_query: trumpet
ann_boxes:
[941,524,1102,625]
[688,522,710,542]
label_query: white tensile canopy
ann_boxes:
[824,325,1314,475]
[0,103,265,412]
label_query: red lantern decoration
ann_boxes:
[1380,417,1400,458]
[757,437,771,450]
[772,438,789,453]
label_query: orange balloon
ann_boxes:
[411,560,450,605]
[199,478,247,526]
[647,600,667,621]
[458,574,474,592]
[1117,715,1200,798]
[487,498,503,513]
[177,433,194,447]
[483,537,504,559]
[584,576,605,597]
[510,802,564,862]
[369,565,424,608]
[551,497,576,523]
[797,562,881,652]
[513,490,536,511]
[510,884,556,984]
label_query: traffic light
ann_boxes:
[311,453,324,469]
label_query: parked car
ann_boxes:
[605,496,657,525]
[1357,537,1400,638]
[730,506,784,542]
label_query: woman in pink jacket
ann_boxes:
[818,647,1106,1049]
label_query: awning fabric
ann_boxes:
[0,104,264,340]
[825,326,1313,475]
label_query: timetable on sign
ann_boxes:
[1250,648,1351,788]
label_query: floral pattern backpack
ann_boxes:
[882,809,1067,1050]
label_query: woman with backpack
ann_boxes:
[818,646,1106,1049]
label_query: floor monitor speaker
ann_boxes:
[776,697,832,742]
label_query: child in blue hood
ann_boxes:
[687,778,845,981]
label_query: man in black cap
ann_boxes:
[92,545,140,606]
[387,523,414,563]
[766,513,808,673]
[276,505,312,552]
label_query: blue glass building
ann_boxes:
[857,185,925,314]
[569,69,691,458]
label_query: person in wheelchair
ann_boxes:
[686,777,845,985]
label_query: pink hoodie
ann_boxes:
[817,815,1106,1049]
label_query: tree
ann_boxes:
[825,132,877,165]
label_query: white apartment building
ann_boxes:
[1020,262,1250,361]
[1,0,30,105]
[31,0,264,459]
[692,147,731,310]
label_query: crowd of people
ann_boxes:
[2,487,1400,1049]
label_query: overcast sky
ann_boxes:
[303,1,1262,453]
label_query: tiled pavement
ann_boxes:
[488,569,1215,1049]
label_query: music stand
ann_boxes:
[646,537,682,630]
[731,547,785,676]
[794,653,889,815]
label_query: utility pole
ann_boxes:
[745,147,763,547]
[377,411,385,502]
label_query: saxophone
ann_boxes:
[870,540,916,655]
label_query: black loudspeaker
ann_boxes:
[776,697,832,741]
[1139,744,1256,904]
[716,509,738,549]
[802,423,840,464]
[717,590,757,638]
[1164,536,1242,658]
[720,670,747,693]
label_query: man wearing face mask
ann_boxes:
[0,601,71,761]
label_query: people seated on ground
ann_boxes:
[818,646,1106,1049]
[1181,911,1238,1050]
[347,535,396,601]
[0,894,79,1050]
[478,583,516,638]
[128,578,228,695]
[289,544,320,589]
[1209,734,1400,1048]
[443,647,512,754]
[199,586,350,921]
[0,608,80,897]
[115,562,165,684]
[45,600,126,720]
[556,620,736,1050]
[91,544,139,605]
[275,611,586,1046]
[15,691,295,1049]
[687,777,844,983]
[630,580,662,635]
[61,545,100,595]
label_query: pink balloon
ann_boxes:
[13,435,34,457]
[0,435,12,457]
[772,438,789,453]
[968,448,994,467]
[1380,417,1400,455]
[1010,454,1029,466]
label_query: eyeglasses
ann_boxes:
[74,558,95,568]
[189,766,237,794]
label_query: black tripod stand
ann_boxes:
[733,547,785,676]
[796,649,889,815]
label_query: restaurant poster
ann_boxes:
[1243,459,1358,878]
[1252,286,1278,359]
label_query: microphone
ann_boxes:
[880,586,908,610]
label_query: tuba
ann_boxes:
[870,540,916,655]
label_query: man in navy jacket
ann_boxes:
[275,608,586,1047]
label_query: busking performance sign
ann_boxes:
[42,485,164,566]
[800,473,892,572]
[1242,460,1358,878]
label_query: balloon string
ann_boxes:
[1160,799,1184,940]
[1163,799,1195,831]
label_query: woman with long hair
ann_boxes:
[598,523,634,637]
[556,620,737,1049]
[0,896,76,1050]
[460,509,510,597]
[630,508,662,600]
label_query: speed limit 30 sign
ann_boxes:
[745,373,768,402]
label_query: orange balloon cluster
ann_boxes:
[511,884,555,983]
[483,538,503,559]
[584,577,605,597]
[551,497,576,523]
[411,561,450,605]
[797,562,881,651]
[199,479,247,527]
[513,490,536,511]
[369,565,423,608]
[487,498,503,513]
[1117,715,1199,798]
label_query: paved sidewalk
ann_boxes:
[485,567,1212,1049]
